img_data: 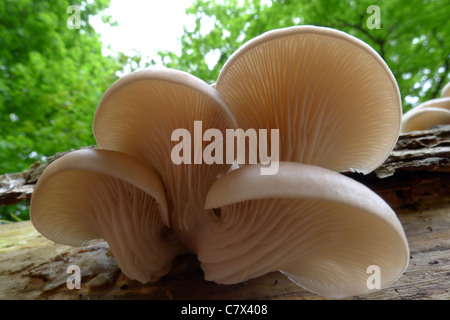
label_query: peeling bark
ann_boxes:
[1,204,449,300]
[0,146,94,206]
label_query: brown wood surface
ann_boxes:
[0,202,449,300]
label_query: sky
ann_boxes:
[90,0,196,67]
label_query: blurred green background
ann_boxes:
[1,0,449,222]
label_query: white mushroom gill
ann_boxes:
[215,26,402,174]
[30,149,184,283]
[93,68,237,251]
[199,162,409,298]
[30,26,410,298]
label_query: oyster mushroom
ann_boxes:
[92,68,237,250]
[30,148,183,283]
[198,162,409,298]
[215,26,402,174]
[30,26,410,298]
[195,25,408,298]
[401,97,450,132]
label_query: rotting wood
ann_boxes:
[0,146,95,207]
[0,203,449,300]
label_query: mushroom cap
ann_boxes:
[92,67,237,250]
[411,97,450,111]
[441,82,450,98]
[215,26,402,174]
[401,97,450,132]
[30,148,183,283]
[199,162,409,298]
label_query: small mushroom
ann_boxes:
[198,162,409,298]
[410,97,450,111]
[92,67,237,250]
[401,97,450,132]
[30,149,184,283]
[215,26,402,174]
[441,82,450,98]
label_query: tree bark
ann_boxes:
[1,203,449,300]
[345,124,450,210]
[0,146,94,207]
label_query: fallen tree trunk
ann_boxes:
[0,126,449,300]
[0,146,95,207]
[1,202,449,300]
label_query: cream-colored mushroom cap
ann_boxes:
[30,149,183,283]
[92,67,237,251]
[401,107,450,133]
[199,162,409,298]
[413,97,450,111]
[401,97,450,133]
[215,26,402,174]
[441,82,450,98]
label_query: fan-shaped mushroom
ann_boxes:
[30,26,410,298]
[195,26,408,297]
[401,97,450,132]
[92,68,237,250]
[198,162,409,298]
[215,26,402,174]
[30,149,184,283]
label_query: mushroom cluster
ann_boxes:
[401,81,450,133]
[30,26,409,298]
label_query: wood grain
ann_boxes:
[0,203,448,300]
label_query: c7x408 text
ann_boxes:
[180,304,268,317]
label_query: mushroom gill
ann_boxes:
[30,26,410,298]
[198,162,409,298]
[215,26,402,174]
[30,149,184,283]
[93,68,237,251]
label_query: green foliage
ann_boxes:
[0,0,120,174]
[156,0,450,112]
[0,0,122,221]
[0,201,28,224]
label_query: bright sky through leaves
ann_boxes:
[90,0,195,67]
